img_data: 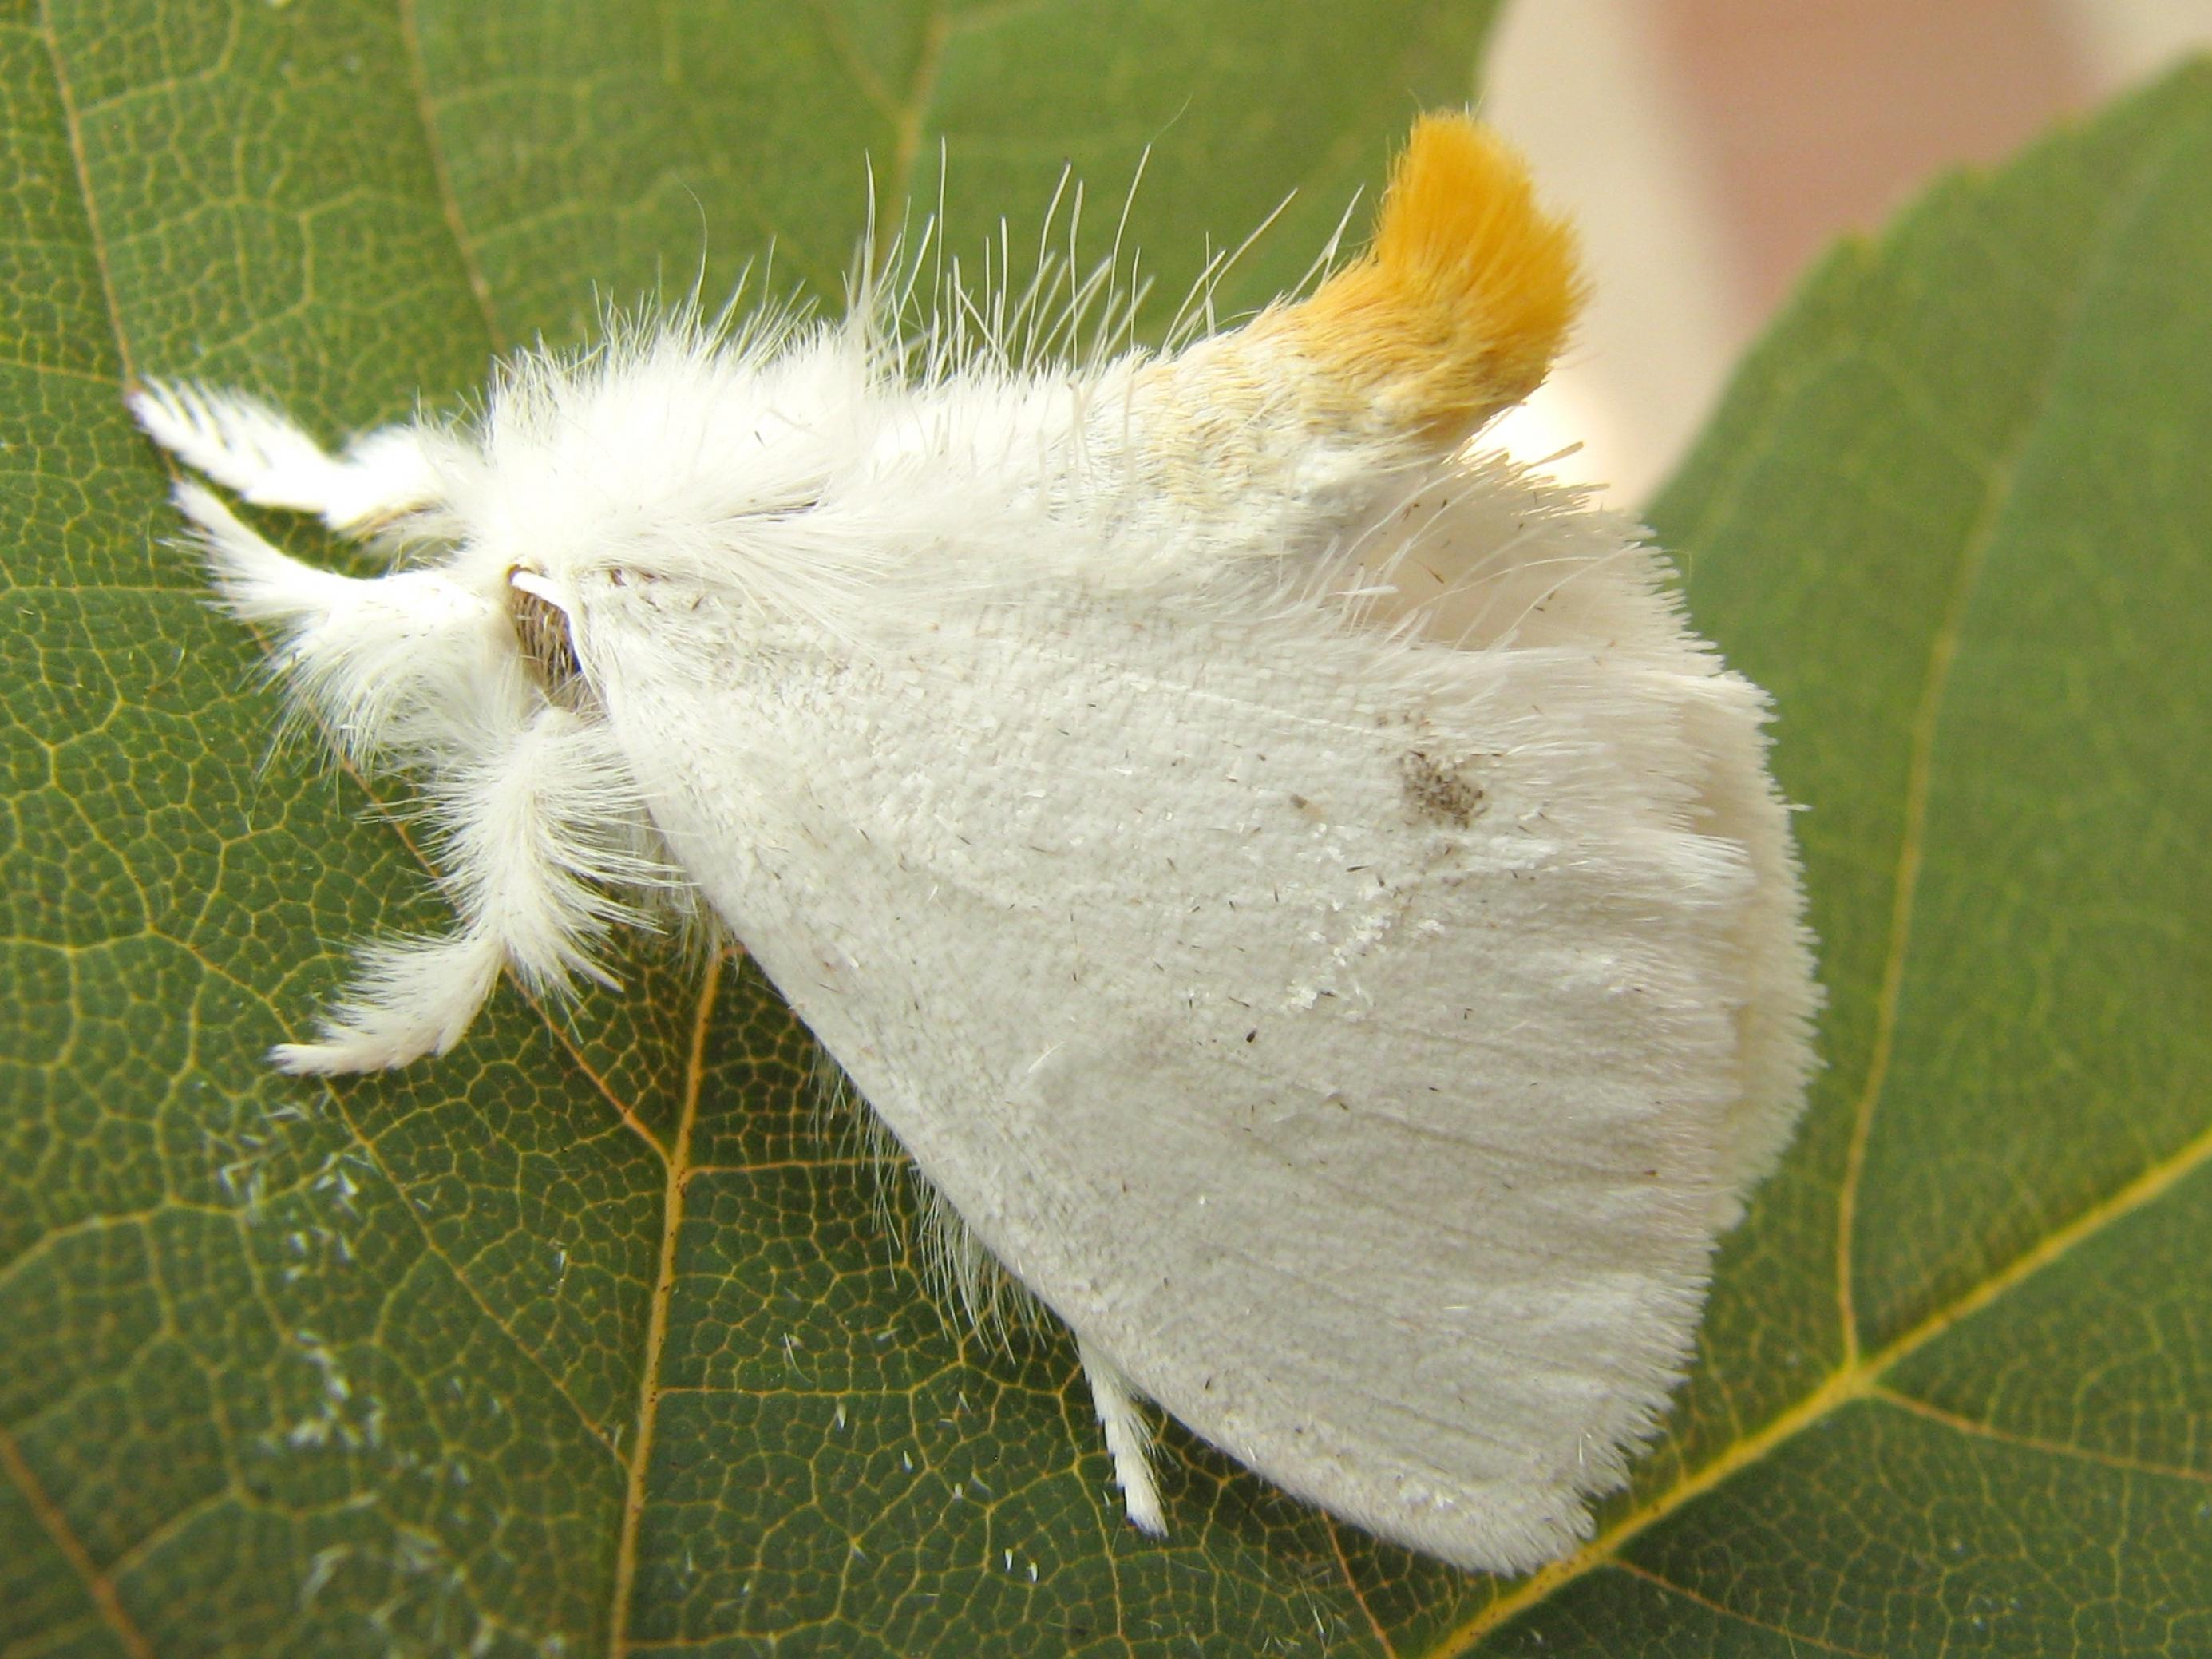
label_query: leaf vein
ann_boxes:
[1434,1111,2212,1653]
[394,0,503,349]
[607,951,722,1656]
[1325,1514,1398,1657]
[0,1423,156,1659]
[35,0,132,386]
[878,0,952,279]
[323,1087,631,1459]
[1432,109,2212,1658]
[1870,1388,2212,1486]
[1611,1561,1882,1657]
[1832,101,2202,1363]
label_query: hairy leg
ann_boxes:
[132,381,447,536]
[1081,1339,1165,1535]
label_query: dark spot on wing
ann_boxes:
[1400,750,1486,828]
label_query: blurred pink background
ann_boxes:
[1480,0,2212,504]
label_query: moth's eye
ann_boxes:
[508,572,586,707]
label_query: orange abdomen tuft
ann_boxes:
[1268,113,1585,443]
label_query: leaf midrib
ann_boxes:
[0,1420,156,1659]
[606,952,722,1657]
[1442,1115,2212,1650]
[26,5,981,1649]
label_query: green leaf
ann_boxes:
[5,1,2208,1653]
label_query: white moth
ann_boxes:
[133,115,1818,1574]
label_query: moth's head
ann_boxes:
[442,321,894,670]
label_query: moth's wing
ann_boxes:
[584,552,1808,1574]
[1354,460,1822,1219]
[942,637,1761,1575]
[1672,684,1822,1208]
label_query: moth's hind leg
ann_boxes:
[272,702,659,1075]
[272,932,508,1076]
[1080,1339,1167,1536]
[130,380,445,537]
[267,718,643,1076]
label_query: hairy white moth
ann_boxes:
[133,115,1818,1574]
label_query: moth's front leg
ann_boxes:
[130,380,447,537]
[165,482,501,764]
[162,484,653,1075]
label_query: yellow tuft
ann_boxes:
[1265,113,1585,443]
